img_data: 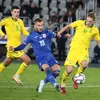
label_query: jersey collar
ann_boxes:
[35,30,43,34]
[11,17,17,22]
[84,20,93,28]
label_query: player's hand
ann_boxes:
[9,46,14,52]
[64,34,71,38]
[57,32,62,39]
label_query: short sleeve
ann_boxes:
[0,18,8,26]
[48,30,55,38]
[70,20,82,28]
[93,28,100,41]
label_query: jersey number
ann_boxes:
[39,40,45,46]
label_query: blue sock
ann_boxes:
[44,70,60,83]
[52,70,60,78]
[44,77,49,84]
[44,67,57,86]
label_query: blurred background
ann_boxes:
[0,0,100,64]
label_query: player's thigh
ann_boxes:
[3,57,13,66]
[64,48,79,67]
[20,53,31,64]
[81,60,89,68]
[49,54,59,68]
[42,64,50,71]
[78,49,89,67]
[66,65,74,74]
[36,56,49,71]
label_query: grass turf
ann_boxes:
[0,62,100,100]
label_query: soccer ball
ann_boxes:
[73,73,86,84]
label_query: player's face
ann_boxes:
[86,17,94,27]
[11,9,20,19]
[35,21,44,32]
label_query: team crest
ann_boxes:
[42,34,46,38]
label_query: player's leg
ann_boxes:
[72,60,89,89]
[60,48,78,94]
[76,50,89,74]
[15,53,31,75]
[51,64,60,79]
[43,57,60,84]
[38,65,60,93]
[40,64,59,91]
[37,55,60,92]
[73,50,89,89]
[51,64,60,91]
[76,60,89,74]
[61,65,74,94]
[0,57,13,72]
[13,51,31,85]
[46,55,60,91]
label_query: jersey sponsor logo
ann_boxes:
[42,34,46,38]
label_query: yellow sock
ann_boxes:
[16,62,28,75]
[61,71,69,87]
[76,66,85,75]
[0,63,6,72]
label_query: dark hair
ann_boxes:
[34,18,43,23]
[87,12,95,21]
[11,6,20,11]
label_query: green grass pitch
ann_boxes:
[0,62,100,100]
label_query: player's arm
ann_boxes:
[57,20,80,38]
[93,28,100,48]
[0,18,8,37]
[9,42,27,51]
[21,20,29,36]
[97,40,100,48]
[9,34,32,51]
[54,33,71,38]
[49,30,71,39]
[57,24,72,38]
[14,42,27,51]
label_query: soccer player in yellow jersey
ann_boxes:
[57,12,100,94]
[0,6,31,85]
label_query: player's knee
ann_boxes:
[3,63,8,67]
[81,61,88,69]
[25,58,31,65]
[45,67,52,74]
[3,61,10,67]
[53,70,60,78]
[67,66,73,74]
[82,64,88,69]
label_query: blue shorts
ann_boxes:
[36,54,58,70]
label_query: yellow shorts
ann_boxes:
[64,47,89,67]
[6,50,24,58]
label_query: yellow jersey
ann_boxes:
[70,20,100,49]
[0,17,29,47]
